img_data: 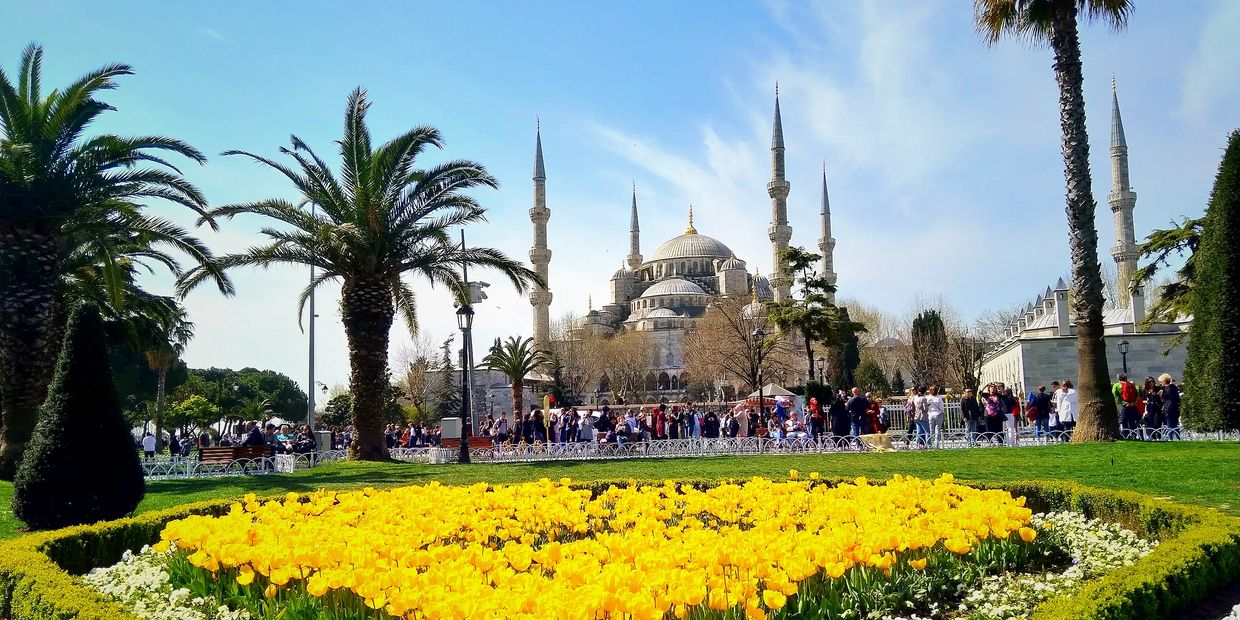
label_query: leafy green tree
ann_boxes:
[765,247,850,380]
[180,89,537,460]
[1183,130,1240,432]
[855,360,891,397]
[0,44,229,478]
[1135,216,1201,343]
[320,394,354,428]
[165,395,220,434]
[235,368,308,422]
[975,0,1131,442]
[12,304,143,529]
[482,336,550,422]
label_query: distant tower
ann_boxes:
[1108,78,1138,309]
[627,183,642,272]
[529,120,553,350]
[767,84,793,301]
[818,163,837,304]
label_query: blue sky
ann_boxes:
[3,1,1237,393]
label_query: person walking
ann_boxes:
[141,431,156,460]
[911,387,930,448]
[1112,373,1140,437]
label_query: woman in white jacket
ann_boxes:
[1054,379,1078,439]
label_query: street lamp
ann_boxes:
[752,325,767,418]
[816,356,825,384]
[1118,339,1130,376]
[456,304,475,464]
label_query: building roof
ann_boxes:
[640,277,707,298]
[610,264,633,280]
[647,231,733,262]
[719,255,746,271]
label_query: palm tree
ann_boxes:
[974,0,1132,442]
[139,299,193,451]
[182,88,538,460]
[0,44,227,477]
[482,336,551,420]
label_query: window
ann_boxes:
[658,372,671,391]
[670,375,680,391]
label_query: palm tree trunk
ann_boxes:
[511,380,523,422]
[341,276,395,460]
[0,228,63,479]
[153,367,168,452]
[1049,6,1119,442]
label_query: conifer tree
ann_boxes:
[12,304,144,530]
[1183,130,1240,431]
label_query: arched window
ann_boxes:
[658,372,671,391]
[670,375,680,391]
[645,373,657,392]
[680,262,686,274]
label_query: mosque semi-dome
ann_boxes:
[610,265,634,280]
[639,277,707,298]
[644,308,681,319]
[719,255,746,271]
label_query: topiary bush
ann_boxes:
[11,303,145,530]
[1184,129,1240,432]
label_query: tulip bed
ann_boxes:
[123,474,1068,620]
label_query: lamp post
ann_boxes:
[456,304,474,464]
[816,356,825,384]
[1118,339,1130,376]
[752,325,767,418]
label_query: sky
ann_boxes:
[3,0,1237,395]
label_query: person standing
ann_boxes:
[1159,374,1181,440]
[1112,373,1140,437]
[1056,379,1078,438]
[668,406,682,440]
[1032,386,1053,442]
[809,396,825,440]
[1141,376,1162,441]
[924,385,945,448]
[828,393,849,440]
[141,432,156,460]
[845,388,869,439]
[736,406,750,439]
[983,385,1007,444]
[912,387,930,448]
[960,388,982,446]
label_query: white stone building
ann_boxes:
[979,81,1192,393]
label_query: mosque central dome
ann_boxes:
[647,232,733,262]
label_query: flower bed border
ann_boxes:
[0,480,1235,620]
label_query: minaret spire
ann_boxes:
[627,182,642,272]
[1107,78,1138,309]
[529,120,553,349]
[767,84,793,301]
[685,205,697,235]
[818,162,837,304]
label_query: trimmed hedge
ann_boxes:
[0,480,1235,620]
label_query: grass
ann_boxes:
[1,441,1237,540]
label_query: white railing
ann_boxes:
[142,427,1236,476]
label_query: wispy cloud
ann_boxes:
[198,28,228,43]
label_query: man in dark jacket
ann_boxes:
[845,388,869,438]
[1033,386,1053,440]
[960,388,982,445]
[241,421,265,447]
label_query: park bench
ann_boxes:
[199,445,273,472]
[439,436,494,450]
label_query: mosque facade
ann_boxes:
[528,91,837,400]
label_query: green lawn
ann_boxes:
[2,441,1237,540]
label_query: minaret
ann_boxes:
[818,163,837,304]
[767,84,793,301]
[1108,78,1138,309]
[529,120,553,350]
[627,182,642,272]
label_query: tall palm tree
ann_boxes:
[974,0,1132,442]
[482,336,551,420]
[139,299,193,451]
[0,44,227,477]
[182,88,538,460]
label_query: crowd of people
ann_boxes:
[137,371,1186,462]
